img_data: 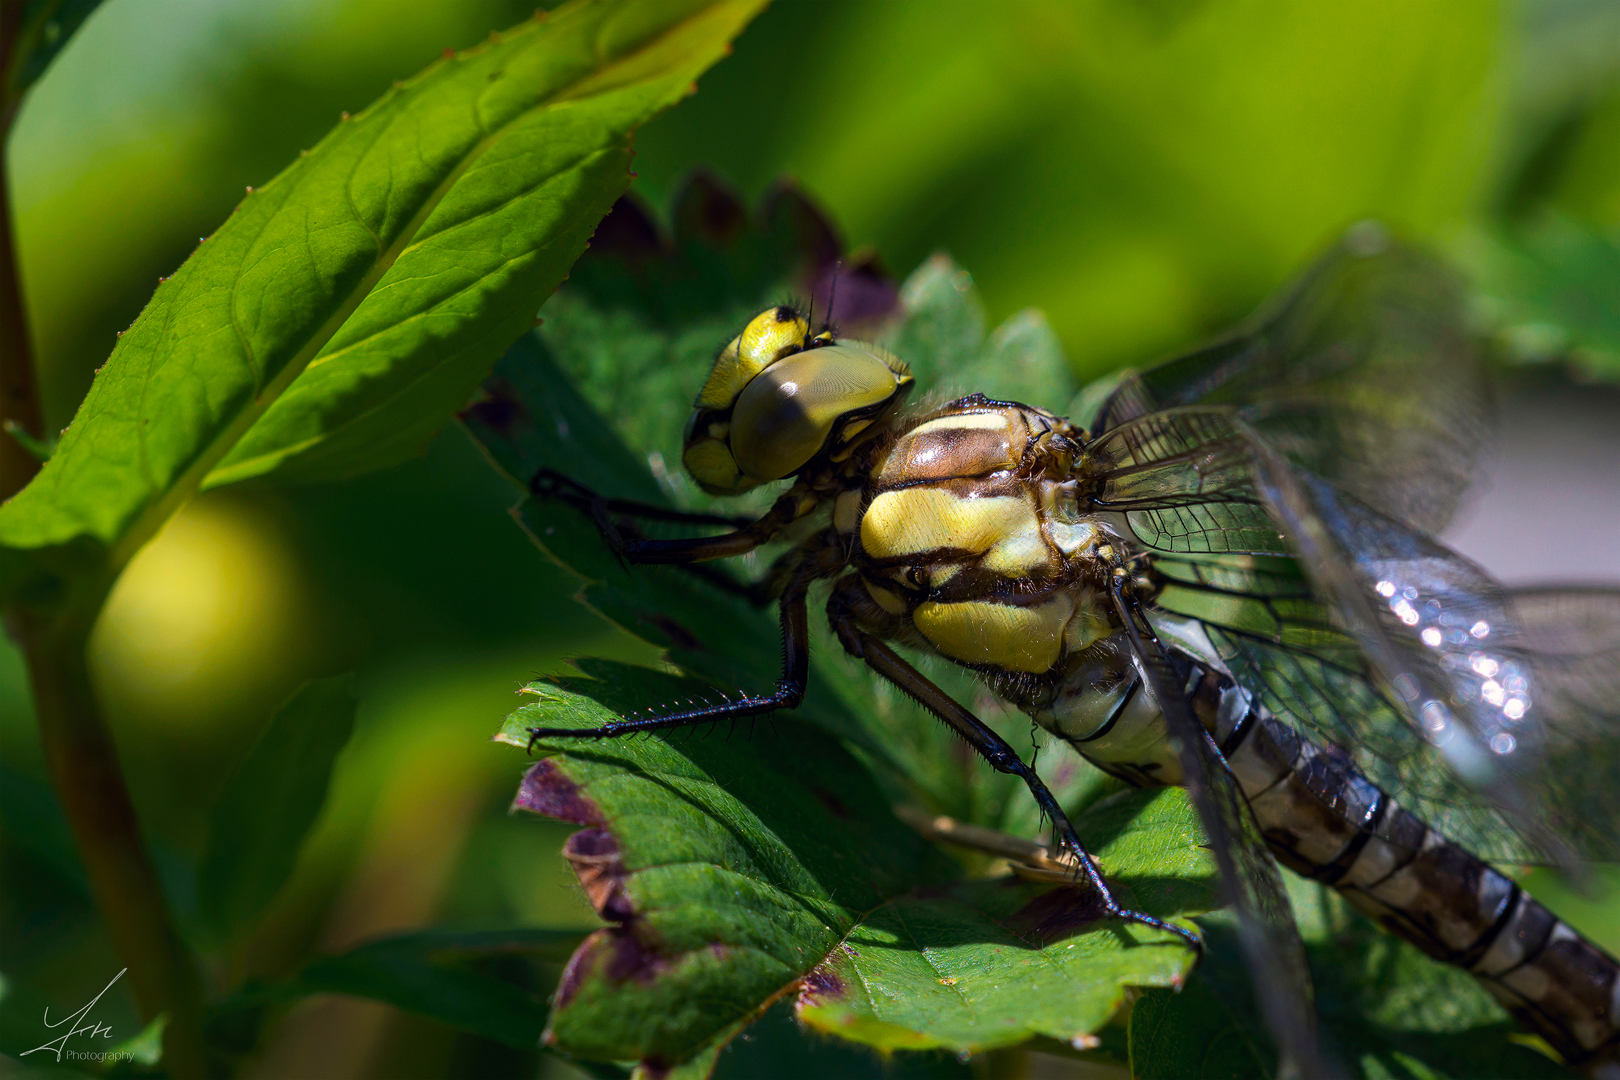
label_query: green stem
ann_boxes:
[1,0,45,502]
[16,607,210,1078]
[5,7,207,1073]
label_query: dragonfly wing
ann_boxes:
[1503,587,1620,858]
[1093,229,1486,537]
[1084,406,1287,556]
[1145,555,1520,860]
[1087,407,1620,863]
[1111,584,1336,1080]
[1246,437,1603,868]
[1505,585,1620,654]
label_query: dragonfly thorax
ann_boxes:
[842,396,1123,678]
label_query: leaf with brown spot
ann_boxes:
[503,661,959,1064]
[792,788,1214,1055]
[505,668,1214,1067]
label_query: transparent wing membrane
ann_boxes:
[1149,555,1529,861]
[1082,235,1620,865]
[1085,407,1285,555]
[1094,230,1487,537]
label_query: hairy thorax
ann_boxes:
[830,394,1185,784]
[835,396,1109,678]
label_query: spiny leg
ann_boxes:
[830,600,1200,952]
[525,570,813,748]
[528,468,786,603]
[527,467,815,565]
[529,468,752,531]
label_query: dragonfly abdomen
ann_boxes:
[1040,651,1620,1071]
[1232,708,1620,1072]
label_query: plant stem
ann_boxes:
[17,607,210,1079]
[5,13,207,1074]
[0,0,45,502]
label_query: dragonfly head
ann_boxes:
[682,305,913,495]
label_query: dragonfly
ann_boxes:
[523,225,1620,1077]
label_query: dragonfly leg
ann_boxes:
[833,617,1200,952]
[525,568,813,748]
[527,467,818,565]
[529,468,753,530]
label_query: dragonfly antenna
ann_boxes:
[825,259,841,334]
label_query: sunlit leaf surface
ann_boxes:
[499,663,961,1062]
[794,789,1212,1054]
[0,0,765,605]
[500,670,1207,1065]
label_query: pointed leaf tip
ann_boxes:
[0,0,769,604]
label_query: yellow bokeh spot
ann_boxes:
[89,496,308,730]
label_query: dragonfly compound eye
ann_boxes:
[683,308,912,494]
[729,343,910,482]
[694,307,810,413]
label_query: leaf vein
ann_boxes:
[39,2,735,568]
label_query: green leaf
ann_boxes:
[1129,965,1271,1080]
[499,667,1207,1070]
[636,1012,753,1080]
[295,928,585,1050]
[884,252,989,392]
[2,0,105,107]
[976,307,1075,409]
[883,254,1077,407]
[0,0,767,608]
[631,1004,970,1080]
[793,789,1212,1054]
[196,677,357,944]
[500,659,961,1065]
[215,927,590,1055]
[703,1000,976,1080]
[1456,213,1620,382]
[108,1012,167,1068]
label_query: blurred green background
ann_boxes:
[4,0,1620,1076]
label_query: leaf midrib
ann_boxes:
[93,6,711,574]
[204,216,579,484]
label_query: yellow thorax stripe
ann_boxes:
[913,596,1075,674]
[861,488,1026,558]
[861,487,1053,577]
